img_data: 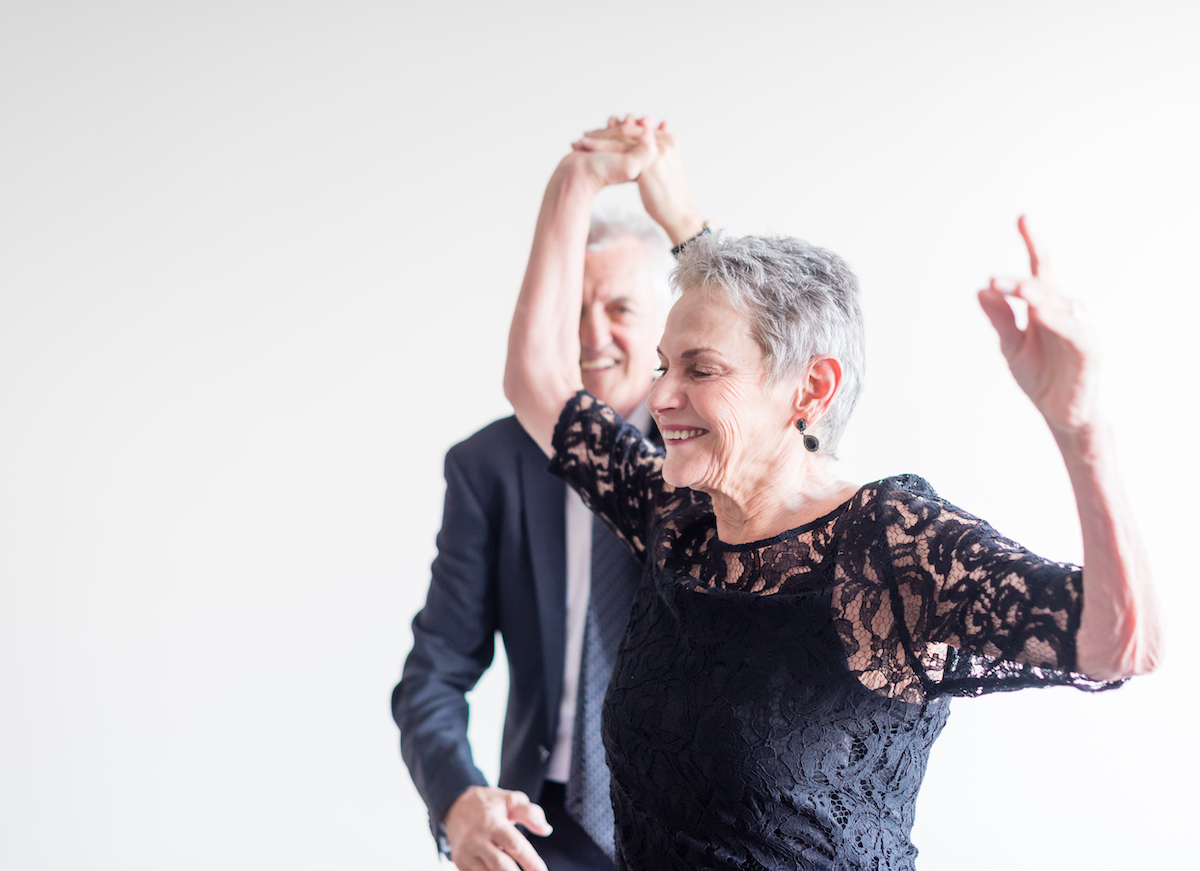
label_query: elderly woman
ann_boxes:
[502,119,1160,871]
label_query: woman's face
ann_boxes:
[649,288,800,497]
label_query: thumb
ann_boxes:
[635,121,658,158]
[977,288,1023,359]
[507,795,553,837]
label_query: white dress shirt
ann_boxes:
[546,401,652,782]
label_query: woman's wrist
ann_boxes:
[670,220,710,256]
[1048,414,1108,467]
[662,208,708,248]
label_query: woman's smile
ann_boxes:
[648,289,794,495]
[661,426,709,442]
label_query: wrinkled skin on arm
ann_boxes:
[977,217,1162,680]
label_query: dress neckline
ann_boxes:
[709,491,858,552]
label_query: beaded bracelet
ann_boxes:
[670,223,710,258]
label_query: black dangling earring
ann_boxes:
[795,418,820,453]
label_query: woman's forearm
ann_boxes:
[1057,422,1163,680]
[504,160,601,456]
[504,118,658,456]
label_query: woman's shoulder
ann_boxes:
[841,474,1003,551]
[851,474,938,509]
[840,473,982,531]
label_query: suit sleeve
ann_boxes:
[392,446,498,843]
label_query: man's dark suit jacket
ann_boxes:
[393,416,571,843]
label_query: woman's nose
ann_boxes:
[648,369,679,414]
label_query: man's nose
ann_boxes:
[579,308,611,351]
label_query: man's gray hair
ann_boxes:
[673,231,865,456]
[587,209,675,318]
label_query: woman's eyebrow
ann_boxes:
[656,346,724,360]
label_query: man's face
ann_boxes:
[579,236,663,420]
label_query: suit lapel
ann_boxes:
[518,445,567,734]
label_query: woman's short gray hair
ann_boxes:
[673,231,865,456]
[587,209,675,318]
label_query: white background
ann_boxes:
[2,1,1197,868]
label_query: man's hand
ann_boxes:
[565,115,658,192]
[443,786,553,871]
[574,116,706,246]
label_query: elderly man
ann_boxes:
[393,118,706,871]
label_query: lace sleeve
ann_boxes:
[547,390,669,559]
[861,476,1117,697]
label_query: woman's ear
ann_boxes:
[792,355,843,426]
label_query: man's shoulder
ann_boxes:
[442,416,562,511]
[445,415,544,472]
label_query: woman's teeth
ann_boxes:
[664,429,706,440]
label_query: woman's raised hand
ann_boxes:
[979,218,1161,681]
[567,114,658,189]
[978,217,1100,436]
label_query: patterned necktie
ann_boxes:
[565,515,641,859]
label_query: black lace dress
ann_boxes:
[549,392,1115,871]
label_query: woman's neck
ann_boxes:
[707,459,860,545]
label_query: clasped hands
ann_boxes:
[565,114,706,247]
